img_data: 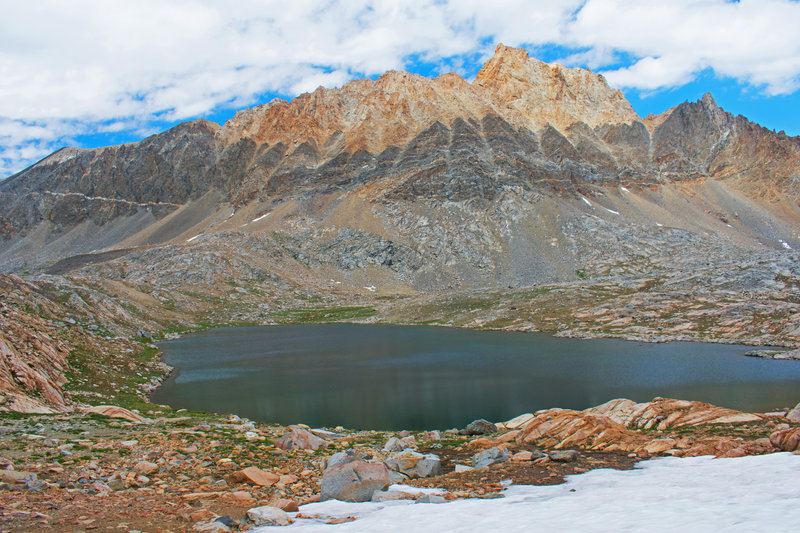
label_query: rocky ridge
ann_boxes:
[1,44,798,281]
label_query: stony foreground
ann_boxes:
[2,397,799,532]
[253,453,800,532]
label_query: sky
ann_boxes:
[1,0,800,178]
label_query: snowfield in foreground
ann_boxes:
[255,452,800,532]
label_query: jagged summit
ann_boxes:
[475,44,639,130]
[217,44,641,155]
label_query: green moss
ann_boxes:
[271,306,377,323]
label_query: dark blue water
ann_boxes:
[151,324,800,430]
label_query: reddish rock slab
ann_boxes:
[770,427,800,452]
[275,426,330,451]
[225,466,279,487]
[83,405,147,423]
[516,408,646,452]
[586,398,763,430]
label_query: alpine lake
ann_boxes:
[151,324,800,430]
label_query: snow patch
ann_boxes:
[364,285,376,292]
[581,196,592,207]
[255,453,800,532]
[186,234,203,242]
[780,240,792,250]
[252,212,271,223]
[603,207,620,215]
[620,186,630,193]
[655,223,663,227]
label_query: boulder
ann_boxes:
[320,461,391,502]
[548,450,580,462]
[325,449,368,471]
[193,521,231,533]
[83,405,147,423]
[371,487,419,502]
[472,446,509,469]
[510,451,535,462]
[419,430,442,441]
[246,505,292,526]
[0,470,31,484]
[275,426,329,450]
[383,435,417,452]
[134,461,158,475]
[275,499,300,512]
[786,402,800,422]
[225,466,279,487]
[384,449,441,478]
[415,493,447,504]
[770,427,800,452]
[461,419,498,435]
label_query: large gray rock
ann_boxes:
[275,426,330,451]
[549,449,580,463]
[246,505,291,526]
[472,446,509,469]
[383,435,418,452]
[460,419,498,435]
[786,401,800,422]
[325,449,368,471]
[320,461,391,502]
[384,449,441,478]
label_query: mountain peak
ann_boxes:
[474,44,640,130]
[474,43,531,85]
[701,92,716,106]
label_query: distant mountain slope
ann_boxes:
[0,44,798,289]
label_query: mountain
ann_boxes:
[1,44,799,368]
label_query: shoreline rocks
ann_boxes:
[745,348,800,360]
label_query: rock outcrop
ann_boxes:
[0,275,74,412]
[508,398,775,457]
[585,398,764,430]
[384,449,441,478]
[515,408,645,452]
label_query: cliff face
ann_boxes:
[0,274,71,412]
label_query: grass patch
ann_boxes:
[271,306,377,323]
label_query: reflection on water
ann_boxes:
[151,324,800,430]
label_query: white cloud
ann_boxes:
[1,0,799,176]
[567,0,800,94]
